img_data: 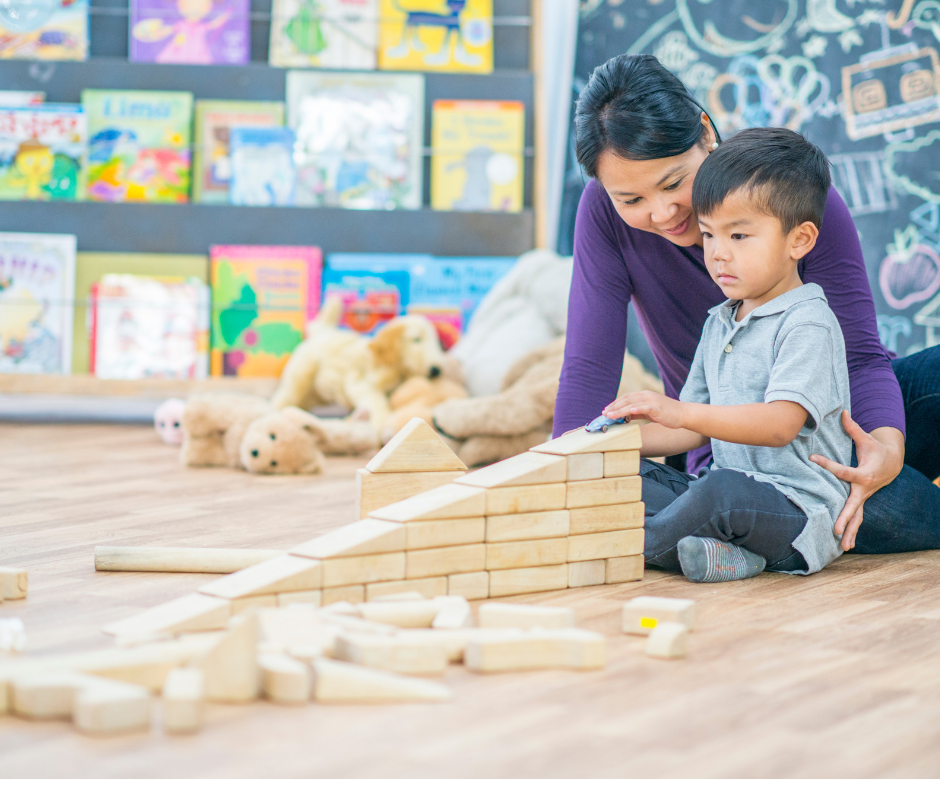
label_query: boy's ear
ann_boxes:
[789,220,820,261]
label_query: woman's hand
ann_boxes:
[603,391,687,430]
[810,411,905,551]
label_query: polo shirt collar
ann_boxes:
[708,283,828,324]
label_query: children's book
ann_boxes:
[228,127,297,206]
[0,104,86,202]
[0,232,76,374]
[0,0,88,61]
[82,90,193,204]
[378,0,491,74]
[129,0,250,64]
[431,100,524,212]
[0,92,45,107]
[193,100,285,204]
[210,245,322,377]
[321,267,409,335]
[269,0,377,69]
[286,70,424,210]
[89,274,210,380]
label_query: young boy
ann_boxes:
[603,127,851,582]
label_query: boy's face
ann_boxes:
[698,189,817,304]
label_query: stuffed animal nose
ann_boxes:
[429,365,441,379]
[251,449,259,457]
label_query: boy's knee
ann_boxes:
[690,469,747,514]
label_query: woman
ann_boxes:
[554,54,940,554]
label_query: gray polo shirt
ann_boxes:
[679,283,851,574]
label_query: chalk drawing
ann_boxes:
[885,128,940,201]
[676,0,799,57]
[913,0,940,42]
[829,150,900,216]
[879,234,940,309]
[807,0,856,32]
[878,313,913,351]
[654,30,699,72]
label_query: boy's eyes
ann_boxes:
[731,233,747,240]
[701,231,713,239]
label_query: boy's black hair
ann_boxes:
[692,127,831,233]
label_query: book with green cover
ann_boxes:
[82,89,193,203]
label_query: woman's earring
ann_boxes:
[711,141,719,150]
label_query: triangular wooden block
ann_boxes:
[455,452,567,489]
[369,483,486,523]
[199,555,322,600]
[191,613,260,703]
[291,519,406,560]
[530,423,642,456]
[366,417,467,473]
[310,657,452,703]
[103,593,232,638]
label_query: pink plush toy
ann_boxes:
[154,398,186,445]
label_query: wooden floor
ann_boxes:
[1,424,939,778]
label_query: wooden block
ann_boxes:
[334,632,449,675]
[291,519,405,561]
[73,680,151,735]
[321,585,365,605]
[604,450,640,477]
[569,502,644,535]
[456,452,567,488]
[0,567,27,600]
[485,510,569,543]
[567,453,604,481]
[568,560,606,588]
[365,417,467,473]
[230,594,277,614]
[406,517,485,550]
[310,657,452,703]
[365,577,447,601]
[645,622,688,659]
[321,552,405,588]
[406,544,485,579]
[162,667,204,734]
[531,422,642,455]
[568,530,644,562]
[485,538,568,570]
[357,469,466,518]
[484,483,567,516]
[392,629,472,663]
[566,476,642,509]
[606,555,644,584]
[190,613,260,702]
[622,596,696,636]
[448,571,488,600]
[13,671,95,719]
[488,565,568,598]
[200,555,323,600]
[369,591,425,602]
[258,653,311,704]
[464,628,606,672]
[370,483,485,523]
[103,593,232,638]
[259,608,341,657]
[431,597,473,629]
[477,603,575,629]
[357,599,442,628]
[94,546,282,574]
[277,590,321,607]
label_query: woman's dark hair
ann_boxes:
[575,54,719,177]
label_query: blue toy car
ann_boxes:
[585,415,628,433]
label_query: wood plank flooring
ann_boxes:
[1,423,939,778]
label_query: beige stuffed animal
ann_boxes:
[271,297,446,436]
[181,394,272,469]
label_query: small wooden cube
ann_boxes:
[0,567,27,600]
[448,571,489,600]
[645,622,688,659]
[622,596,695,636]
[258,653,311,703]
[604,450,640,477]
[567,453,604,481]
[162,667,204,734]
[485,538,568,570]
[606,555,644,584]
[568,560,606,588]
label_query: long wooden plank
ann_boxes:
[370,484,486,523]
[530,423,642,456]
[199,556,323,600]
[291,520,406,560]
[456,452,566,489]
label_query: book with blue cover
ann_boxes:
[321,266,409,335]
[229,127,296,206]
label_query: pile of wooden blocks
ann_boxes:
[623,596,695,659]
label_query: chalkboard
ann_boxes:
[560,0,940,361]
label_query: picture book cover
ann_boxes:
[431,100,524,212]
[321,267,408,335]
[72,251,209,374]
[0,104,86,202]
[228,127,296,206]
[193,100,285,204]
[269,0,377,69]
[129,0,250,64]
[0,92,45,106]
[378,0,491,74]
[82,90,193,204]
[286,70,424,210]
[0,232,76,375]
[0,0,88,61]
[210,245,322,377]
[89,274,209,380]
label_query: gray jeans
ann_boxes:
[641,459,809,573]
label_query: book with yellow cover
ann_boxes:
[431,99,524,212]
[378,0,492,74]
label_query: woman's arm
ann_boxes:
[553,181,634,436]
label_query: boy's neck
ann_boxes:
[735,267,804,322]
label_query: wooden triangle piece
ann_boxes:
[365,417,467,473]
[368,483,485,523]
[291,519,406,560]
[198,555,322,600]
[455,452,567,489]
[191,613,260,702]
[102,593,232,638]
[530,423,642,456]
[310,657,452,702]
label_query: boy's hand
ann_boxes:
[603,391,686,430]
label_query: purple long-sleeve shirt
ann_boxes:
[554,180,905,474]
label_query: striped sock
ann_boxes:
[677,536,766,583]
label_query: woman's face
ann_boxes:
[595,121,715,247]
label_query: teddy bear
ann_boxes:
[154,398,186,445]
[380,354,468,444]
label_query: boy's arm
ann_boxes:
[638,421,710,457]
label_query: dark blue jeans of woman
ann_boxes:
[853,345,940,553]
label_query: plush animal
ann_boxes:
[432,336,663,467]
[382,373,468,444]
[181,393,273,470]
[271,297,446,435]
[154,398,186,445]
